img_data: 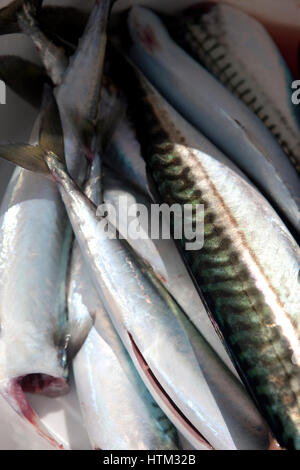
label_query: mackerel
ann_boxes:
[0,93,69,449]
[69,159,180,450]
[102,65,246,374]
[40,146,275,450]
[127,6,300,236]
[106,114,300,448]
[167,3,300,173]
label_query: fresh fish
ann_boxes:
[36,146,276,450]
[166,3,300,173]
[127,6,300,236]
[151,144,300,449]
[103,166,237,376]
[0,392,60,450]
[17,1,68,86]
[16,0,113,183]
[0,93,69,449]
[114,130,300,449]
[69,158,180,450]
[110,34,300,448]
[0,1,88,54]
[102,167,274,447]
[104,114,148,194]
[101,70,243,375]
[55,0,114,184]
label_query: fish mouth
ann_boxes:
[19,373,69,397]
[128,332,213,450]
[0,374,69,449]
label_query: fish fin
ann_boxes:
[0,56,49,109]
[39,86,65,162]
[58,314,95,366]
[0,143,49,175]
[0,0,42,35]
[0,86,65,174]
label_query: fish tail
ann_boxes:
[0,87,65,175]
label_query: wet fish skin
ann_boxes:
[103,167,272,449]
[0,2,88,55]
[166,3,300,173]
[16,0,113,184]
[0,167,70,448]
[0,0,111,447]
[56,0,114,184]
[43,152,225,450]
[57,0,112,128]
[69,159,180,450]
[104,114,148,194]
[0,90,72,449]
[102,86,239,376]
[140,139,300,450]
[127,6,300,236]
[103,167,237,375]
[17,1,68,86]
[43,149,275,450]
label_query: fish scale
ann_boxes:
[167,5,300,173]
[69,157,180,450]
[109,51,299,447]
[147,141,300,449]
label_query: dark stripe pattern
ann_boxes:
[166,13,300,174]
[112,54,300,449]
[148,143,300,449]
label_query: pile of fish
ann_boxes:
[0,0,299,451]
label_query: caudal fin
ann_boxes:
[0,87,65,174]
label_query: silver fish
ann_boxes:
[18,0,113,184]
[129,136,300,449]
[104,114,148,194]
[127,6,300,236]
[17,1,68,86]
[69,158,180,450]
[41,148,274,450]
[102,167,272,448]
[167,3,300,173]
[0,391,60,450]
[0,97,69,449]
[56,0,113,184]
[103,161,237,375]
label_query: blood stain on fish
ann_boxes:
[139,25,160,53]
